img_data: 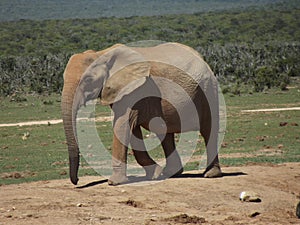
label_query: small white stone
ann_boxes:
[76,203,83,207]
[240,191,261,202]
[240,191,246,200]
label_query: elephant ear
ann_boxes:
[100,45,151,105]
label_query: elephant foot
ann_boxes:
[108,173,128,186]
[144,164,163,180]
[204,165,222,178]
[162,166,183,178]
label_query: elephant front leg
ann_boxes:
[108,133,129,185]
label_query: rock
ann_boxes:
[60,170,67,176]
[249,211,261,218]
[22,132,30,140]
[277,144,284,149]
[13,172,22,179]
[240,191,261,202]
[76,203,83,207]
[165,214,206,224]
[121,199,144,208]
[256,136,266,141]
[279,122,288,127]
[221,142,228,148]
[296,201,300,219]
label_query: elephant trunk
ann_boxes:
[62,82,80,185]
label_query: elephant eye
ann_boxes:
[85,76,94,83]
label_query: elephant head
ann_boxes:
[61,44,151,185]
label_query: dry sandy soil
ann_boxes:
[1,163,300,225]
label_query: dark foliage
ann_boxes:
[0,0,293,22]
[0,54,70,95]
[0,3,299,96]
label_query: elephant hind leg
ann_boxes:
[200,119,222,178]
[158,133,183,177]
[203,157,222,178]
[131,126,163,180]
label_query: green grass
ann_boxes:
[218,83,300,165]
[0,124,68,184]
[0,84,300,185]
[0,124,98,185]
[0,95,111,124]
[225,86,300,111]
[0,94,62,124]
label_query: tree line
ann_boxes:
[0,7,299,96]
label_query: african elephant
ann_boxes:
[61,42,222,185]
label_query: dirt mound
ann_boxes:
[1,163,300,224]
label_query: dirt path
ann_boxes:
[1,163,300,224]
[241,107,300,113]
[0,116,113,127]
[1,106,300,127]
[0,119,63,127]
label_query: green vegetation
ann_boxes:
[0,81,299,185]
[0,95,62,124]
[0,2,300,96]
[0,0,293,22]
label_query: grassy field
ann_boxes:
[0,81,299,185]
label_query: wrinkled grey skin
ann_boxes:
[61,42,222,185]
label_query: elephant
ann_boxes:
[61,42,222,186]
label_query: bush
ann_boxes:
[0,6,299,96]
[0,53,70,96]
[254,66,275,92]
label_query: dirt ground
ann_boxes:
[1,163,300,225]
